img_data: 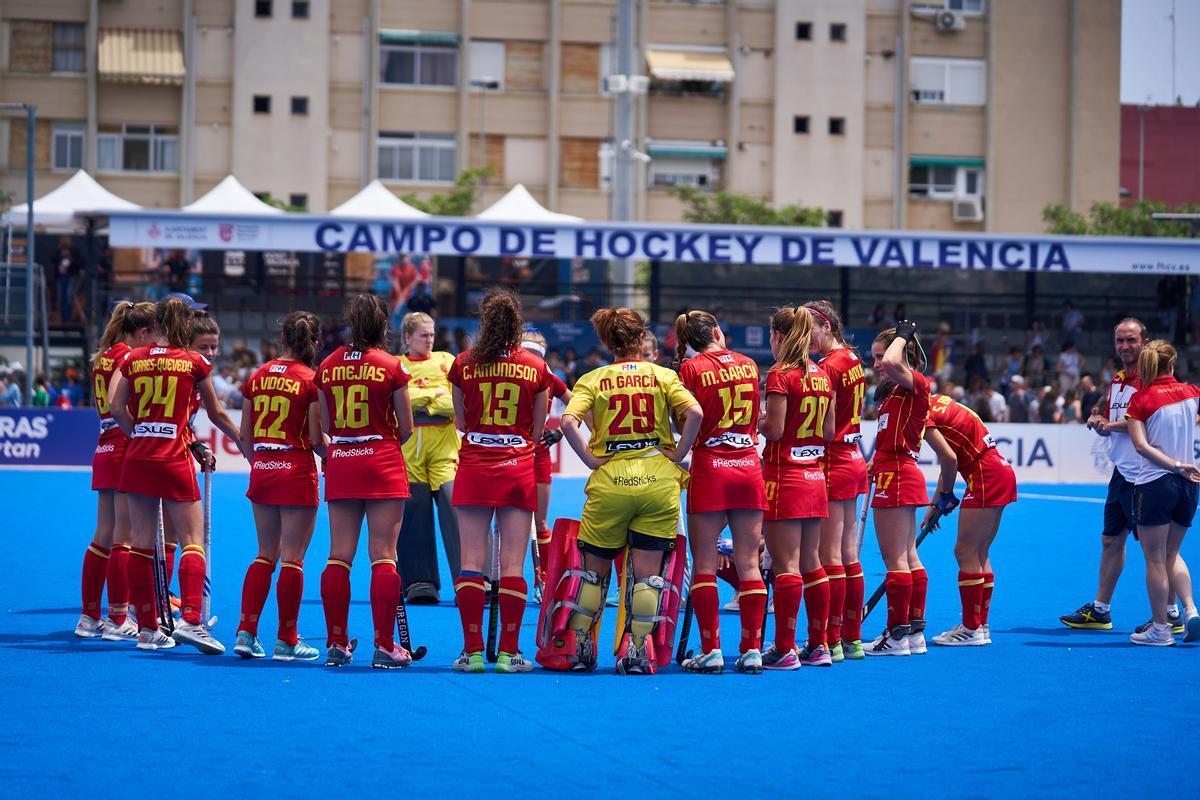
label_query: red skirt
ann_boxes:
[454,452,537,511]
[325,440,410,501]
[763,460,828,521]
[825,444,869,501]
[687,448,767,513]
[91,434,127,491]
[535,446,553,485]
[961,449,1018,509]
[870,455,929,509]
[119,455,199,502]
[247,449,320,508]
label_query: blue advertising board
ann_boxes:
[0,409,97,468]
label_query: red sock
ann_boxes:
[454,572,487,652]
[958,571,986,629]
[370,560,401,650]
[691,573,721,653]
[771,573,804,652]
[885,570,913,630]
[238,557,275,636]
[81,543,110,619]
[842,562,865,642]
[106,544,130,623]
[320,559,352,647]
[909,567,928,620]
[164,542,177,588]
[498,576,528,654]
[177,545,206,625]
[803,568,831,648]
[716,562,740,591]
[737,578,768,653]
[824,564,846,645]
[276,561,304,645]
[129,547,158,630]
[981,571,995,624]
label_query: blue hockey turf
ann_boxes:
[1,470,1196,798]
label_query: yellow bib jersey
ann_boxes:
[563,359,698,550]
[400,351,460,490]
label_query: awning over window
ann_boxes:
[98,28,184,86]
[646,140,728,159]
[645,49,734,82]
[379,30,460,46]
[909,155,985,168]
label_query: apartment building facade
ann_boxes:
[1,0,1120,234]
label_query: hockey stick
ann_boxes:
[201,467,216,628]
[674,561,695,665]
[152,502,175,634]
[485,524,500,662]
[395,592,428,661]
[861,507,942,621]
[855,483,875,552]
[531,524,544,604]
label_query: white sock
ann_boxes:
[1093,600,1111,614]
[1186,606,1198,620]
[1167,603,1179,616]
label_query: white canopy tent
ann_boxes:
[476,183,583,224]
[1,170,141,228]
[330,180,429,219]
[183,175,285,215]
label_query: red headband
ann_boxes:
[806,306,831,327]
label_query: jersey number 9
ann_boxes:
[94,373,110,415]
[133,375,178,420]
[330,385,369,429]
[608,392,655,435]
[480,381,520,427]
[253,395,292,439]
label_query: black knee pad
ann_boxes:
[579,540,626,560]
[630,530,674,553]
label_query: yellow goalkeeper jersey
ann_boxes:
[401,351,456,424]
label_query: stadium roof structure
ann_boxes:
[330,180,429,220]
[183,175,285,216]
[2,170,140,229]
[476,184,583,224]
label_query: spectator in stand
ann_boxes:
[32,375,50,407]
[164,249,190,293]
[965,374,985,412]
[999,346,1023,396]
[434,325,453,353]
[1079,373,1103,417]
[893,303,907,325]
[1100,355,1118,384]
[1024,344,1049,386]
[1007,375,1033,423]
[563,347,579,383]
[982,380,1007,423]
[547,350,570,386]
[55,237,84,323]
[1037,385,1063,424]
[581,347,608,372]
[1061,388,1082,424]
[1056,340,1084,393]
[0,367,21,407]
[866,303,887,329]
[929,322,954,381]
[1061,301,1084,336]
[63,370,84,407]
[964,341,989,386]
[406,281,437,316]
[1025,319,1047,354]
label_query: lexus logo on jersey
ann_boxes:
[219,224,235,243]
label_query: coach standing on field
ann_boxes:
[1060,318,1192,633]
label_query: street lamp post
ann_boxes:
[469,77,500,207]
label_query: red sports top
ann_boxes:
[875,370,931,460]
[1125,375,1200,484]
[243,359,319,451]
[678,348,761,453]
[448,347,550,463]
[316,346,411,443]
[93,341,132,443]
[121,345,213,461]
[762,360,833,466]
[925,393,996,468]
[546,371,569,414]
[820,346,867,446]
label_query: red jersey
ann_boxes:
[819,346,867,446]
[678,348,760,453]
[316,346,411,443]
[121,345,213,461]
[926,393,996,468]
[448,347,550,463]
[875,370,931,460]
[762,361,833,466]
[243,359,319,451]
[546,371,569,414]
[93,342,132,444]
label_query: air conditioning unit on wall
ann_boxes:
[935,10,966,32]
[952,196,984,222]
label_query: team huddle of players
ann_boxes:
[77,290,1028,672]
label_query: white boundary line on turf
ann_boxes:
[1020,492,1106,504]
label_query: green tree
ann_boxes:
[401,167,493,217]
[256,193,308,212]
[1043,200,1200,237]
[668,185,826,227]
